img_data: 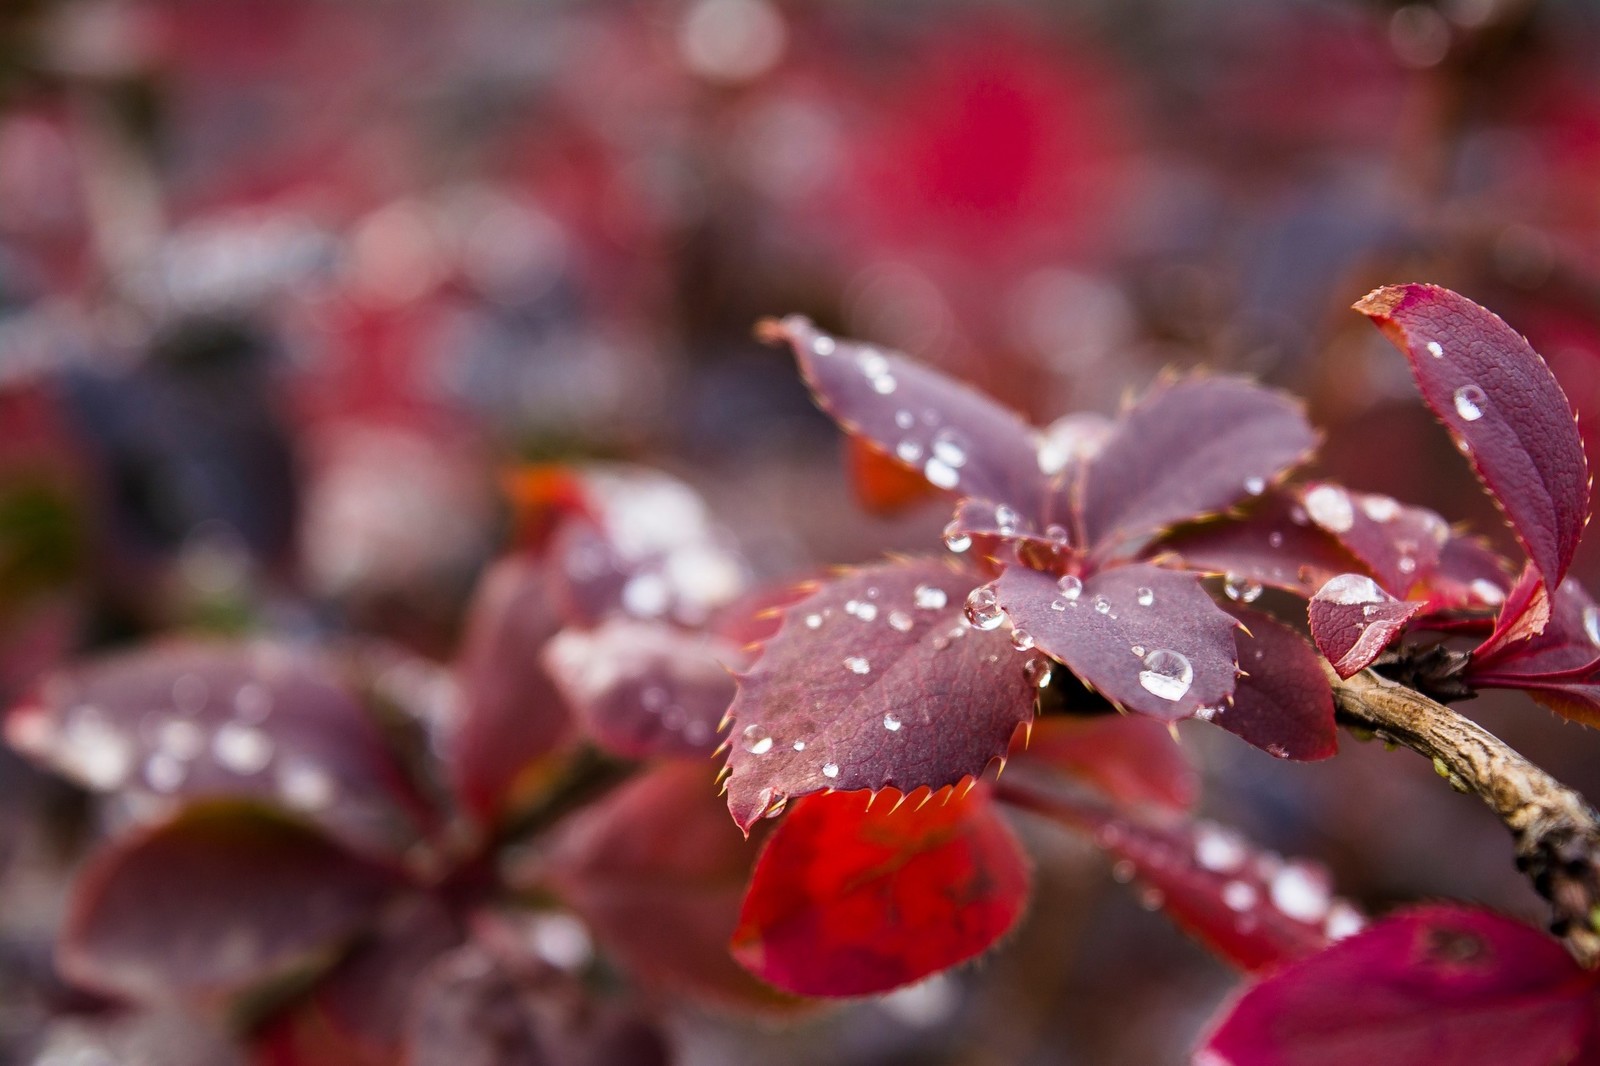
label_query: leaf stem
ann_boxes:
[1328,664,1600,965]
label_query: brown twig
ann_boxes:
[1328,664,1600,966]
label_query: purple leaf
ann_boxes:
[943,497,1068,568]
[5,640,433,855]
[1296,482,1449,596]
[1309,574,1425,679]
[1201,905,1600,1066]
[722,558,1036,833]
[1154,492,1366,598]
[1356,284,1590,590]
[542,619,737,760]
[995,563,1240,720]
[1074,376,1318,560]
[761,316,1047,515]
[1218,608,1338,761]
[60,803,399,1005]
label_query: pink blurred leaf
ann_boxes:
[761,316,1047,515]
[1356,284,1590,589]
[1201,905,1600,1065]
[1155,492,1366,597]
[995,563,1240,720]
[5,640,433,855]
[542,619,736,760]
[542,762,791,1011]
[1017,714,1198,812]
[1295,483,1448,596]
[1309,574,1424,679]
[732,786,1030,997]
[1076,376,1317,559]
[60,803,399,1005]
[1219,608,1337,761]
[722,558,1035,832]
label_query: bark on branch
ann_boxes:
[1328,664,1600,966]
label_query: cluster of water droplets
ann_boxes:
[1189,823,1364,940]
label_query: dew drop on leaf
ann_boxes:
[1222,880,1258,913]
[926,459,961,490]
[843,656,871,675]
[1009,628,1035,651]
[1092,596,1112,615]
[1224,573,1264,603]
[1453,385,1487,422]
[1056,574,1083,601]
[1426,340,1444,358]
[942,519,971,550]
[964,585,1005,630]
[1136,587,1155,607]
[813,335,836,356]
[896,439,923,463]
[994,504,1021,534]
[1320,573,1385,605]
[931,428,970,468]
[1138,649,1194,702]
[895,409,915,429]
[1244,476,1266,496]
[821,762,840,779]
[1269,863,1330,923]
[1324,902,1366,940]
[1360,495,1400,522]
[1470,579,1505,605]
[888,610,914,633]
[1304,485,1354,533]
[883,713,903,732]
[1195,824,1248,872]
[1024,657,1053,688]
[212,722,274,775]
[871,374,897,395]
[805,613,824,629]
[913,583,949,610]
[742,724,774,755]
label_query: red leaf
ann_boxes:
[1472,563,1553,668]
[1201,906,1600,1065]
[542,762,791,1011]
[451,557,573,825]
[1155,492,1366,598]
[1218,608,1338,761]
[1016,714,1198,812]
[1309,574,1424,679]
[1420,533,1514,612]
[1075,376,1318,560]
[731,787,1030,997]
[60,803,398,1005]
[761,316,1047,515]
[845,435,941,514]
[722,558,1035,832]
[5,640,433,855]
[1471,578,1600,727]
[995,563,1241,720]
[999,772,1354,973]
[1356,284,1590,590]
[1294,482,1448,596]
[542,619,736,760]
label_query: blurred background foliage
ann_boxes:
[4,0,1600,1062]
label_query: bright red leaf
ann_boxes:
[1016,714,1198,812]
[731,786,1030,997]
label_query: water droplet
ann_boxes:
[1224,573,1264,603]
[1130,644,1146,657]
[844,656,871,675]
[895,409,915,429]
[622,572,671,617]
[1138,649,1193,702]
[1244,476,1266,496]
[1304,485,1355,533]
[1194,824,1247,872]
[805,613,824,629]
[895,440,925,465]
[926,458,961,490]
[1136,587,1154,607]
[1397,555,1417,575]
[144,751,186,793]
[845,599,878,621]
[1426,340,1445,358]
[157,718,204,761]
[1268,531,1285,549]
[871,373,897,395]
[888,610,914,633]
[762,794,788,819]
[1453,384,1486,422]
[1024,657,1053,688]
[931,428,969,468]
[883,713,903,732]
[1009,628,1035,651]
[1056,575,1083,601]
[856,349,889,378]
[1360,495,1400,522]
[1320,573,1385,605]
[742,724,774,755]
[1585,605,1600,647]
[1470,578,1505,605]
[913,584,948,610]
[1092,596,1112,615]
[1222,880,1258,913]
[821,762,840,779]
[213,722,274,775]
[1269,864,1331,923]
[1194,704,1221,722]
[1045,524,1070,546]
[1324,902,1366,940]
[964,585,1005,630]
[994,504,1021,535]
[813,335,836,356]
[1049,598,1067,611]
[792,740,806,751]
[277,756,336,811]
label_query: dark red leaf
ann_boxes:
[5,641,433,855]
[999,772,1354,973]
[1294,483,1448,596]
[1217,608,1338,761]
[1356,284,1590,590]
[542,619,736,760]
[1471,579,1600,727]
[722,558,1036,832]
[1074,376,1318,560]
[761,316,1047,515]
[1309,574,1425,679]
[541,762,791,1011]
[1201,905,1600,1065]
[1420,533,1514,612]
[995,563,1241,720]
[1016,714,1198,812]
[1155,492,1367,598]
[1472,563,1554,668]
[451,557,574,825]
[60,803,399,1005]
[731,786,1030,997]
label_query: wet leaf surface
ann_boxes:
[1219,608,1338,761]
[1309,574,1424,679]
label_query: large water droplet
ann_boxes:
[1135,587,1154,607]
[1138,649,1193,702]
[1453,384,1486,422]
[1009,628,1035,651]
[1269,863,1330,923]
[883,713,903,732]
[1224,573,1264,603]
[964,585,1005,630]
[742,724,774,755]
[913,584,949,610]
[1320,573,1385,605]
[762,794,788,819]
[821,762,840,779]
[931,428,969,468]
[1024,657,1053,688]
[1304,485,1354,533]
[213,722,274,775]
[844,656,871,675]
[1056,574,1083,601]
[942,520,971,551]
